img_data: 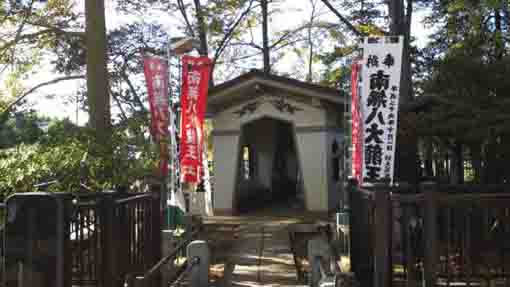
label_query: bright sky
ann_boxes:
[6,0,433,125]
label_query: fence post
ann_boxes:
[151,183,162,286]
[187,240,210,287]
[374,184,392,287]
[347,178,360,277]
[423,182,438,287]
[403,204,416,287]
[99,193,118,287]
[308,237,332,287]
[117,195,129,283]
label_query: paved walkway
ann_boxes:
[204,207,330,287]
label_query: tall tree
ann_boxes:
[413,0,510,184]
[261,0,270,74]
[388,0,418,184]
[117,0,257,83]
[85,0,111,145]
[192,0,209,56]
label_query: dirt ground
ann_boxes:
[203,206,331,287]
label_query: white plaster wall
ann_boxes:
[212,134,240,211]
[213,93,327,130]
[295,131,328,211]
[211,91,337,212]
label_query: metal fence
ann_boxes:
[350,183,510,287]
[68,191,161,287]
[1,188,161,287]
[124,218,203,287]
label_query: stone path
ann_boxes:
[204,208,329,287]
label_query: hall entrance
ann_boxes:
[235,117,304,213]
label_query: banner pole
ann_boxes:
[168,42,186,214]
[166,41,173,224]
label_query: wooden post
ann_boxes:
[403,205,416,287]
[99,194,117,287]
[397,183,417,287]
[117,197,128,281]
[423,182,438,287]
[347,178,360,277]
[374,185,392,287]
[151,184,162,286]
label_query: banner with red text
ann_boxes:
[179,55,211,184]
[351,61,362,184]
[143,56,169,176]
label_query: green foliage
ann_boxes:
[416,54,510,140]
[411,0,510,183]
[0,118,158,198]
[0,111,44,149]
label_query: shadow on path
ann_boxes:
[204,208,329,287]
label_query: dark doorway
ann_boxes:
[235,117,303,213]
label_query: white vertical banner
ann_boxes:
[361,36,404,184]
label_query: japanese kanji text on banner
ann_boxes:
[361,36,403,184]
[143,56,169,176]
[180,55,211,184]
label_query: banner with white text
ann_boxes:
[143,56,169,176]
[179,55,211,184]
[361,36,403,184]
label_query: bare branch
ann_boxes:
[24,19,85,37]
[177,0,195,37]
[212,0,256,66]
[228,41,263,50]
[0,27,84,59]
[121,71,148,114]
[319,0,364,37]
[0,75,85,118]
[111,87,128,122]
[216,50,263,65]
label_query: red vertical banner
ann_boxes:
[180,55,211,184]
[143,56,169,176]
[351,61,362,184]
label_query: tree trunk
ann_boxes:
[485,135,497,183]
[306,0,318,82]
[193,0,209,57]
[390,0,417,184]
[85,0,110,143]
[85,0,111,180]
[469,142,482,183]
[389,0,404,35]
[424,139,434,178]
[261,0,270,74]
[449,141,463,184]
[307,26,313,82]
[495,7,503,59]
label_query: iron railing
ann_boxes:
[124,221,202,287]
[350,183,510,287]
